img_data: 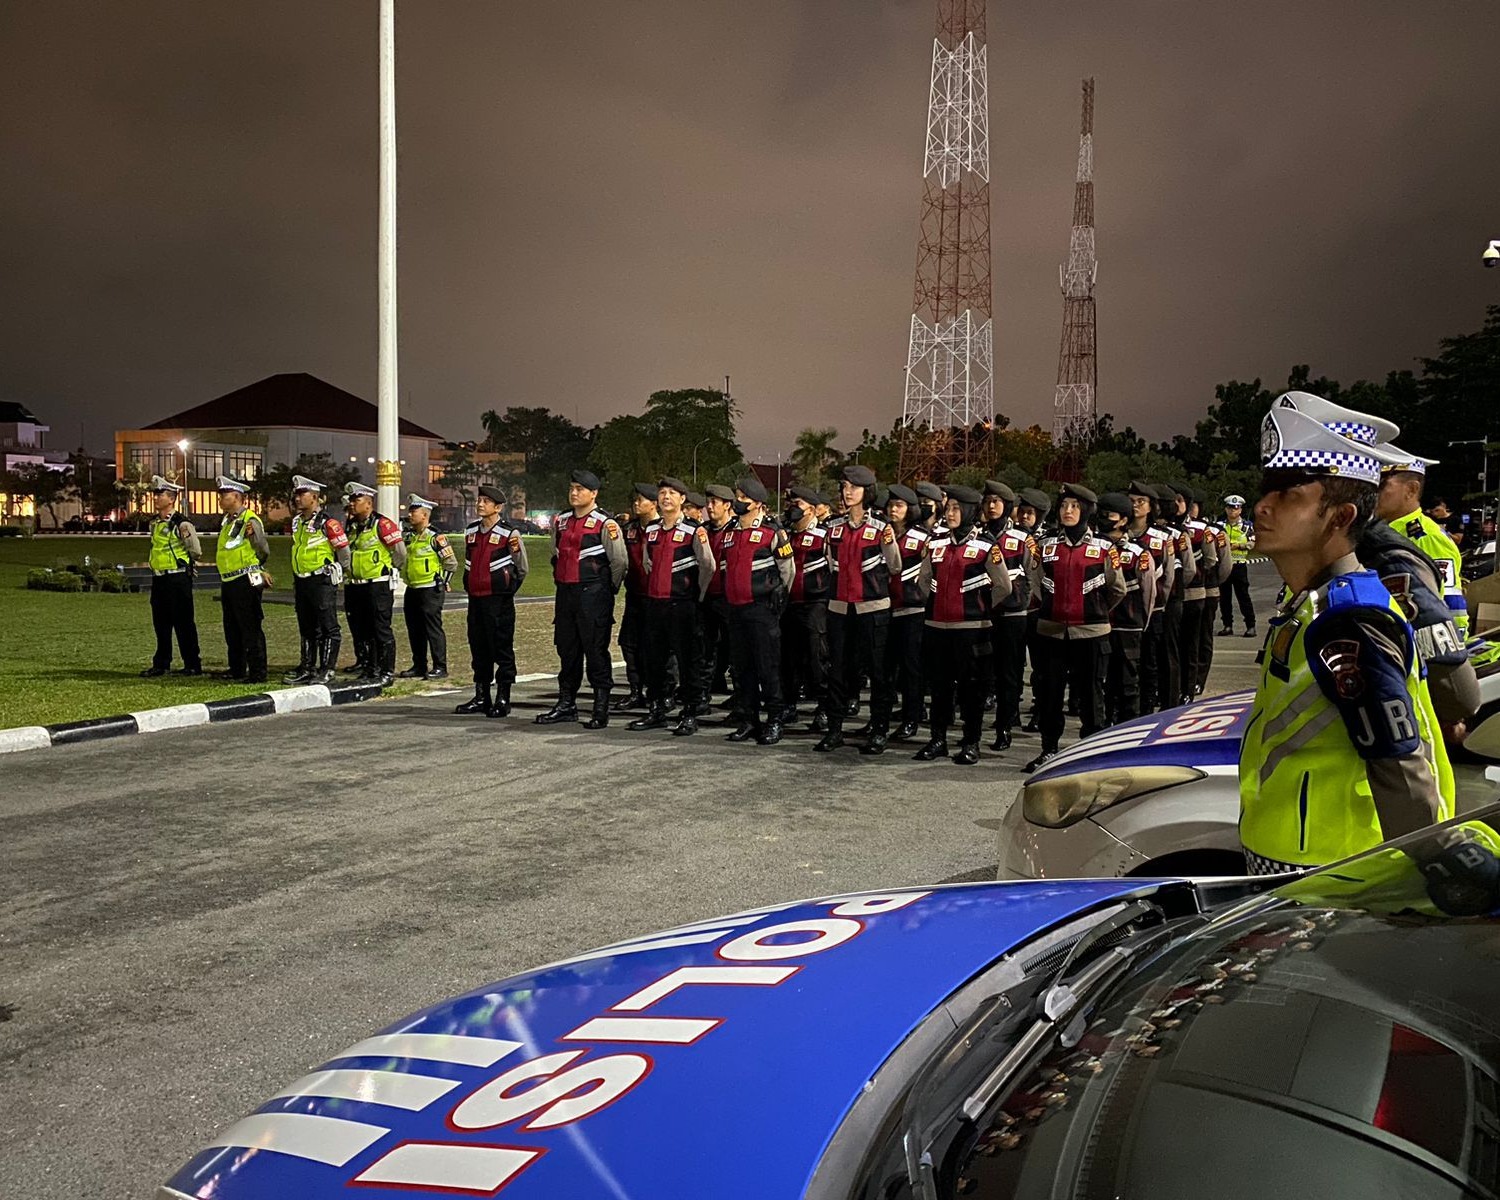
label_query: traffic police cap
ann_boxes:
[841,464,877,489]
[789,484,820,505]
[1373,441,1436,477]
[1223,493,1246,507]
[1059,482,1098,505]
[570,468,601,492]
[1260,404,1383,485]
[704,484,735,502]
[1272,391,1399,448]
[735,476,769,504]
[946,484,983,505]
[345,481,376,499]
[406,493,437,510]
[291,474,324,494]
[983,479,1017,504]
[631,482,658,502]
[1018,487,1051,514]
[657,476,689,497]
[886,484,919,506]
[477,484,505,504]
[1096,491,1132,518]
[148,474,183,494]
[214,475,248,494]
[914,481,944,504]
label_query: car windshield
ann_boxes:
[854,814,1500,1200]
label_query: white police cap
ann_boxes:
[1261,405,1383,485]
[149,475,183,494]
[291,474,324,493]
[1373,442,1437,476]
[344,481,376,499]
[215,475,249,493]
[406,493,436,510]
[1272,391,1399,448]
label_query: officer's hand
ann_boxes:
[1421,841,1500,916]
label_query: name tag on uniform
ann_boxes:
[750,531,765,544]
[673,530,686,543]
[963,546,980,560]
[904,534,922,550]
[585,517,599,530]
[801,534,815,546]
[932,545,947,562]
[466,533,477,545]
[490,532,501,544]
[862,528,877,542]
[1085,545,1100,559]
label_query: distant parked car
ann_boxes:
[1463,539,1497,583]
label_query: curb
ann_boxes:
[0,682,386,756]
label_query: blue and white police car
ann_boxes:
[161,812,1500,1200]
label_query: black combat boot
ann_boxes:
[628,702,669,731]
[989,727,1012,752]
[913,736,949,761]
[341,640,369,676]
[487,683,512,718]
[952,742,980,766]
[582,693,611,730]
[756,720,782,746]
[859,725,889,756]
[535,694,578,725]
[609,686,647,713]
[311,637,337,685]
[672,712,699,737]
[454,683,492,715]
[283,639,315,684]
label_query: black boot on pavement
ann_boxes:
[913,737,948,761]
[283,639,314,684]
[858,726,889,756]
[609,687,647,713]
[952,743,980,766]
[582,693,611,730]
[756,721,782,746]
[672,713,699,737]
[725,722,759,743]
[1023,749,1059,774]
[455,684,492,715]
[535,694,578,725]
[487,683,512,718]
[628,703,669,731]
[989,727,1012,752]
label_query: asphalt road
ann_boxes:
[0,567,1279,1199]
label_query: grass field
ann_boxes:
[0,535,562,729]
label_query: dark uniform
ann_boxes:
[1174,485,1219,705]
[285,475,351,685]
[780,485,833,727]
[1152,483,1195,712]
[1126,479,1178,717]
[141,476,203,676]
[1194,490,1231,695]
[212,475,269,683]
[612,484,658,712]
[400,493,458,680]
[341,482,407,686]
[885,484,930,739]
[721,477,795,744]
[699,484,737,701]
[1015,488,1052,732]
[1096,492,1156,726]
[455,485,527,717]
[981,480,1040,751]
[538,469,628,728]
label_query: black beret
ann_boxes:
[684,491,706,509]
[814,492,832,507]
[1096,491,1132,517]
[1167,482,1192,500]
[704,484,735,502]
[736,476,769,504]
[657,476,689,496]
[1018,487,1051,513]
[632,482,658,501]
[789,484,820,505]
[477,484,505,504]
[570,468,600,492]
[914,481,944,503]
[841,464,877,489]
[886,484,919,506]
[947,484,983,505]
[1190,487,1209,507]
[1059,482,1098,504]
[1126,479,1155,498]
[983,479,1017,504]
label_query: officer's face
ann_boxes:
[706,496,732,524]
[1225,504,1242,521]
[1130,494,1152,523]
[982,494,1005,521]
[658,487,682,514]
[943,499,964,530]
[840,480,862,509]
[408,506,429,529]
[217,490,242,515]
[152,490,175,515]
[567,482,595,510]
[1058,498,1083,527]
[351,496,374,520]
[1254,478,1349,555]
[476,495,499,519]
[293,489,318,513]
[1376,472,1421,522]
[1017,507,1037,529]
[632,494,656,519]
[887,498,908,525]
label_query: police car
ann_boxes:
[160,815,1500,1200]
[999,637,1500,881]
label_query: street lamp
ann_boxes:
[176,438,190,513]
[691,437,712,483]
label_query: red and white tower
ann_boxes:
[1052,78,1098,449]
[898,0,994,481]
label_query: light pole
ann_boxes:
[177,438,190,511]
[1448,439,1494,497]
[691,437,711,483]
[375,0,401,518]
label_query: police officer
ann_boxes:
[1171,484,1217,704]
[538,470,627,728]
[213,475,269,683]
[1218,493,1257,637]
[1153,484,1196,710]
[1240,403,1453,875]
[914,481,946,539]
[454,484,526,717]
[699,484,737,702]
[1015,487,1052,732]
[817,464,903,755]
[721,476,795,745]
[1125,480,1177,715]
[913,485,1011,764]
[633,476,715,735]
[1376,448,1470,640]
[612,483,658,712]
[884,484,929,740]
[285,475,351,685]
[683,491,706,523]
[141,475,203,677]
[981,480,1039,750]
[341,482,406,686]
[1095,491,1155,725]
[780,484,833,729]
[1026,483,1126,772]
[1192,487,1229,696]
[400,494,458,680]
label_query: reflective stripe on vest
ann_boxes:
[1238,571,1454,869]
[349,516,395,581]
[723,522,781,606]
[292,513,336,576]
[149,516,189,572]
[403,528,442,587]
[1226,521,1253,563]
[554,511,611,586]
[646,520,701,600]
[216,512,259,580]
[928,536,996,624]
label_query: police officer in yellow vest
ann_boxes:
[213,475,270,683]
[285,474,352,685]
[342,481,407,687]
[1217,493,1257,637]
[142,475,204,677]
[1373,445,1470,640]
[400,493,458,680]
[1240,403,1454,876]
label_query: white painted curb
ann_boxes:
[129,702,211,733]
[0,726,51,754]
[271,685,333,714]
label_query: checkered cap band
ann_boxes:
[1380,457,1427,476]
[1263,446,1382,484]
[1323,420,1379,445]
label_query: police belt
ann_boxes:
[346,575,392,586]
[153,567,187,576]
[219,567,250,582]
[295,566,336,579]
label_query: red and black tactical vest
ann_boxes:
[830,516,893,606]
[1111,537,1154,630]
[1139,526,1175,612]
[788,522,831,604]
[722,520,785,607]
[553,509,613,587]
[646,518,705,600]
[703,521,732,598]
[1039,535,1117,626]
[987,522,1034,616]
[464,520,519,598]
[928,533,1000,625]
[890,525,930,610]
[623,518,654,596]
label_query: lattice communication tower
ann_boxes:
[1052,78,1098,458]
[897,0,995,482]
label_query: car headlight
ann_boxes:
[1022,765,1208,829]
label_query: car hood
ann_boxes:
[162,879,1155,1200]
[1028,690,1256,781]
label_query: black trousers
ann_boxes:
[1219,563,1255,630]
[1139,609,1166,716]
[1035,634,1108,752]
[468,592,516,687]
[220,576,265,678]
[728,601,782,724]
[1177,597,1204,705]
[645,596,703,708]
[990,614,1028,732]
[1195,592,1218,693]
[1158,596,1184,712]
[885,612,925,725]
[701,594,732,691]
[556,583,615,699]
[924,626,987,745]
[293,575,340,655]
[346,582,396,674]
[780,601,829,713]
[826,607,892,730]
[149,573,201,670]
[1106,628,1143,725]
[1025,611,1043,716]
[618,592,645,689]
[404,585,448,673]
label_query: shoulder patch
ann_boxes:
[989,544,1003,564]
[697,527,708,544]
[881,526,894,545]
[509,534,521,552]
[777,540,793,558]
[605,520,620,540]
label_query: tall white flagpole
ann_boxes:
[376,0,400,516]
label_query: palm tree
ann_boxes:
[790,427,841,486]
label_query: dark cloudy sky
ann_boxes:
[4,1,1500,460]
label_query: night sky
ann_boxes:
[4,1,1500,460]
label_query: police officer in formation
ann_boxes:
[1217,493,1257,637]
[400,494,458,680]
[721,476,795,744]
[454,484,526,717]
[780,484,833,730]
[884,483,930,740]
[213,475,270,683]
[1125,480,1177,716]
[1094,491,1156,725]
[141,475,204,677]
[981,480,1040,750]
[340,481,406,687]
[699,484,737,699]
[612,483,658,712]
[285,475,350,685]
